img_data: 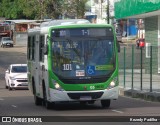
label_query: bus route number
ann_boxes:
[62,64,72,70]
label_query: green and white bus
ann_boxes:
[27,19,119,109]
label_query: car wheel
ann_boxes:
[8,85,12,91]
[101,99,111,108]
[5,80,8,89]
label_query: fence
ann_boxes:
[119,44,160,92]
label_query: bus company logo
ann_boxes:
[2,117,11,122]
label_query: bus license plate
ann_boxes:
[80,96,91,100]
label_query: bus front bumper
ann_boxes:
[49,86,118,102]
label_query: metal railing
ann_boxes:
[119,44,160,92]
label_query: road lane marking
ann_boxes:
[112,110,123,114]
[11,105,17,108]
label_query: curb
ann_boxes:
[119,88,160,102]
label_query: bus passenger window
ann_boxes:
[39,36,44,62]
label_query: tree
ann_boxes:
[62,0,88,19]
[0,0,89,19]
[45,0,63,19]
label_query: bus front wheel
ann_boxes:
[101,99,111,108]
[33,81,42,106]
[42,84,53,109]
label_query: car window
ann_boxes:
[11,66,27,73]
[3,37,11,41]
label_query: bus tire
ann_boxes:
[42,84,53,109]
[34,95,42,106]
[101,99,111,108]
[33,79,42,106]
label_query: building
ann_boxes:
[114,0,160,73]
[4,20,41,45]
[85,0,115,24]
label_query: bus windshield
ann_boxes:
[51,28,115,83]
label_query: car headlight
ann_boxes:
[53,80,63,91]
[9,76,16,80]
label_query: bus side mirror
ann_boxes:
[116,39,120,53]
[44,44,48,55]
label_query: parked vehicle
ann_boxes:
[136,38,145,49]
[5,64,28,90]
[0,37,14,48]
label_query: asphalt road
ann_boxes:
[0,46,160,125]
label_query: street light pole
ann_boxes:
[107,0,110,24]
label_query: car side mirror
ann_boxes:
[6,70,9,73]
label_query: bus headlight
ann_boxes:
[54,83,60,89]
[53,81,64,91]
[107,77,118,89]
[110,81,115,87]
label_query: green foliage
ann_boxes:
[0,0,89,19]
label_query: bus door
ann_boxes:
[33,35,40,95]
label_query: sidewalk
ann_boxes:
[118,72,160,102]
[119,87,160,102]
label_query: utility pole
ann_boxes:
[107,0,110,24]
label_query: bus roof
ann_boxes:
[40,19,90,27]
[28,19,113,34]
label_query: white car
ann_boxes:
[0,37,14,47]
[5,64,28,90]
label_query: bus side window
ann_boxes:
[39,35,44,62]
[28,36,32,60]
[32,36,35,60]
[27,36,31,60]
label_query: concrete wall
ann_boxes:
[13,32,27,46]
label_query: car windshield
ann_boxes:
[11,66,27,73]
[3,37,11,41]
